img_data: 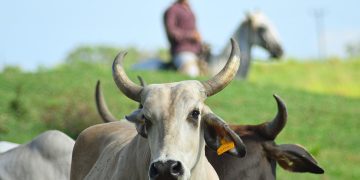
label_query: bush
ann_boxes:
[8,85,28,119]
[65,45,143,66]
[2,65,22,74]
[41,97,100,139]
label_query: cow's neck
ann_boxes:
[113,135,151,179]
[133,135,152,179]
[190,122,218,180]
[188,142,219,180]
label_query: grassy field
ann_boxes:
[250,59,360,98]
[0,59,359,179]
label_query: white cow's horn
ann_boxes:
[112,52,143,102]
[202,38,241,97]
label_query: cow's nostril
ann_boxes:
[149,163,159,178]
[170,161,183,176]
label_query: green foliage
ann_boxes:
[8,84,28,119]
[0,57,359,179]
[65,45,142,67]
[1,65,23,74]
[39,92,100,138]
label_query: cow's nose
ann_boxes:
[149,160,184,179]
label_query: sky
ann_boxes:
[0,0,359,71]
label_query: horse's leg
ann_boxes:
[237,54,251,79]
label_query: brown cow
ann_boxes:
[205,95,324,180]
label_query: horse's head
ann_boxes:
[245,11,283,59]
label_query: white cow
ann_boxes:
[0,130,74,180]
[71,39,246,180]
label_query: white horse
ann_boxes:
[133,11,283,79]
[209,11,283,79]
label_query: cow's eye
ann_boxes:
[190,110,200,119]
[142,115,152,128]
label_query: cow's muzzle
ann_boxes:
[149,160,184,180]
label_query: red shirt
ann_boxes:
[164,2,201,55]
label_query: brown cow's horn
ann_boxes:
[95,80,117,123]
[112,52,142,102]
[202,38,241,97]
[263,94,288,140]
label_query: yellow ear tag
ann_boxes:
[217,139,235,155]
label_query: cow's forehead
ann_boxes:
[141,81,206,116]
[141,80,205,102]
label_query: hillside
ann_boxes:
[0,59,359,179]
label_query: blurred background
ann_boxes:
[0,0,359,179]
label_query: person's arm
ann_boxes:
[165,8,196,42]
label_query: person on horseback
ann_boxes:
[164,0,202,77]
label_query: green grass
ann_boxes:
[0,59,359,179]
[249,59,360,98]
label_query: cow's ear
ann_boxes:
[264,143,324,174]
[202,113,246,158]
[126,109,148,138]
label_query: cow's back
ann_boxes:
[70,121,137,180]
[0,130,74,180]
[0,141,18,153]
